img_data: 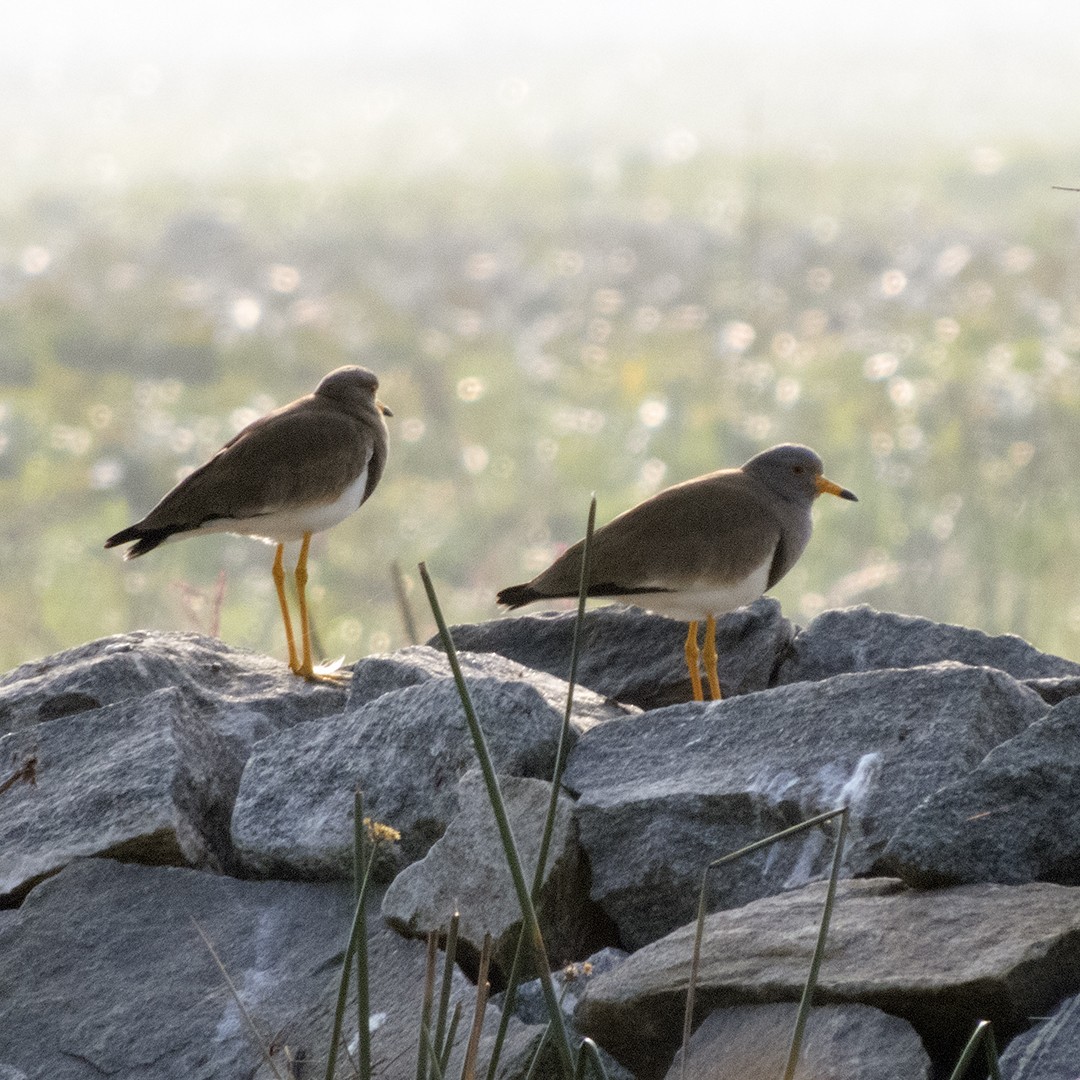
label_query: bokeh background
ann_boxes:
[4,0,1080,672]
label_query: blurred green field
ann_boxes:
[3,142,1080,673]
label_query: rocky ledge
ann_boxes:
[2,603,1079,1079]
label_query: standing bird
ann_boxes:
[105,366,391,681]
[497,443,856,701]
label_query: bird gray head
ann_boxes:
[742,443,857,504]
[315,366,391,415]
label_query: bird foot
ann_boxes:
[291,656,350,684]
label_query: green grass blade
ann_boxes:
[324,811,380,1080]
[434,910,461,1063]
[573,1037,609,1080]
[947,1020,1002,1080]
[354,791,372,1080]
[676,807,850,1080]
[419,561,576,1077]
[486,496,597,1080]
[416,932,439,1080]
[782,807,849,1080]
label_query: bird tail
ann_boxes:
[496,583,545,609]
[104,525,174,559]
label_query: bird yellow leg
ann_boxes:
[684,620,704,702]
[703,614,722,700]
[293,532,348,683]
[294,532,317,678]
[272,543,301,673]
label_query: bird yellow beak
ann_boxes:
[378,399,393,417]
[816,475,858,501]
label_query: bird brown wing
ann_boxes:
[133,400,373,533]
[525,471,783,599]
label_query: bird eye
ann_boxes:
[792,465,804,474]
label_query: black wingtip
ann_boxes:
[104,526,171,559]
[496,583,541,610]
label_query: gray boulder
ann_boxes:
[881,695,1080,887]
[348,643,633,730]
[666,1003,931,1080]
[0,858,499,1080]
[575,877,1080,1080]
[778,606,1080,686]
[431,598,795,709]
[233,675,586,874]
[0,687,238,902]
[564,662,1047,948]
[1001,990,1080,1079]
[382,772,614,981]
[0,630,346,744]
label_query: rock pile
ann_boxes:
[2,604,1079,1078]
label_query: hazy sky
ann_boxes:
[5,0,1080,188]
[9,0,1080,61]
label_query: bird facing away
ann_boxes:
[105,365,391,681]
[497,443,857,701]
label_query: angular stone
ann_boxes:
[233,676,581,874]
[564,663,1047,948]
[0,631,346,743]
[430,598,795,709]
[349,644,633,731]
[666,1003,931,1080]
[1000,990,1080,1079]
[575,878,1080,1080]
[0,687,238,901]
[881,696,1080,887]
[382,772,614,981]
[0,858,496,1080]
[777,606,1080,686]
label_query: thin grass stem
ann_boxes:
[193,919,288,1080]
[946,1020,1002,1080]
[459,934,492,1080]
[484,497,596,1080]
[573,1038,609,1080]
[354,792,372,1080]
[434,910,461,1063]
[677,807,850,1080]
[419,561,576,1077]
[782,807,849,1080]
[416,932,439,1080]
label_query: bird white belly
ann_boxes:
[191,467,369,544]
[617,558,772,621]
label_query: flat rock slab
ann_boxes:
[575,877,1080,1079]
[0,858,503,1080]
[1000,989,1080,1079]
[233,675,583,874]
[431,598,795,709]
[666,1003,931,1080]
[564,662,1047,948]
[0,687,237,902]
[0,631,346,745]
[383,773,615,981]
[348,644,633,731]
[778,605,1080,686]
[882,695,1080,887]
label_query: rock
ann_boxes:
[430,598,795,709]
[564,662,1047,949]
[348,644,633,731]
[382,772,615,982]
[665,1003,931,1080]
[1000,989,1080,1079]
[501,947,629,1026]
[232,676,585,874]
[0,687,239,902]
[777,606,1080,686]
[0,858,501,1080]
[575,877,1080,1080]
[880,696,1080,887]
[0,1067,28,1080]
[0,631,346,745]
